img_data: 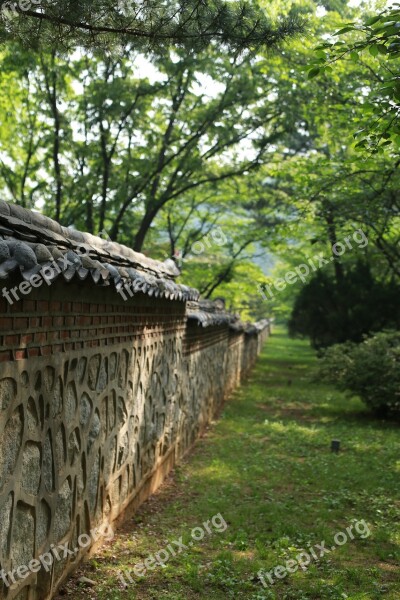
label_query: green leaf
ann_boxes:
[379,85,396,95]
[365,15,382,26]
[334,26,356,36]
[354,139,367,148]
[350,51,359,62]
[382,25,400,35]
[369,44,379,57]
[307,67,321,79]
[315,50,327,60]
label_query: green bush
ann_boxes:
[317,331,400,416]
[288,262,400,348]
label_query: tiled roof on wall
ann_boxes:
[0,201,199,302]
[186,298,238,328]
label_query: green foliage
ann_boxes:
[0,0,305,52]
[0,43,304,252]
[317,331,400,415]
[0,35,316,316]
[309,4,400,153]
[288,263,400,348]
[0,0,399,322]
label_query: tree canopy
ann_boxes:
[0,0,399,325]
[308,3,400,153]
[0,0,305,52]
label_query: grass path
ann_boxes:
[56,329,400,600]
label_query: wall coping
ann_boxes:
[0,201,199,302]
[0,201,270,332]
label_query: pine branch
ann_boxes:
[0,0,305,52]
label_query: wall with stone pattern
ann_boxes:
[0,277,269,600]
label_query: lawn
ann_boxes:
[56,328,400,600]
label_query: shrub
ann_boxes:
[317,331,400,416]
[288,262,400,348]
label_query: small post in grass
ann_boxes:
[331,440,340,454]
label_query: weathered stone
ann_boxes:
[36,499,51,550]
[43,366,55,394]
[126,381,134,406]
[79,393,92,428]
[43,430,54,493]
[13,502,35,568]
[117,432,129,469]
[156,413,165,439]
[77,454,86,499]
[52,376,63,418]
[130,463,137,490]
[160,362,169,389]
[117,398,127,426]
[128,415,138,446]
[21,442,41,495]
[21,371,29,387]
[77,357,87,384]
[34,371,41,391]
[38,394,45,427]
[27,397,39,434]
[120,468,128,501]
[0,492,13,556]
[68,428,81,465]
[88,411,100,453]
[118,350,129,388]
[0,405,23,490]
[108,393,116,431]
[88,452,100,512]
[104,495,112,516]
[65,382,78,422]
[109,353,117,380]
[88,355,101,391]
[104,436,117,482]
[111,476,121,505]
[54,478,72,540]
[97,359,108,392]
[0,378,17,410]
[56,424,67,471]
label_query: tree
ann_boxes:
[143,171,292,311]
[0,0,304,52]
[309,4,400,153]
[0,41,309,251]
[288,263,400,348]
[245,3,400,329]
[0,44,51,206]
[7,0,396,321]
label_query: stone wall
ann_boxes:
[0,276,270,600]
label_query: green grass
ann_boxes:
[56,328,400,600]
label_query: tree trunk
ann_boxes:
[133,205,160,252]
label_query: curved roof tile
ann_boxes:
[0,201,199,302]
